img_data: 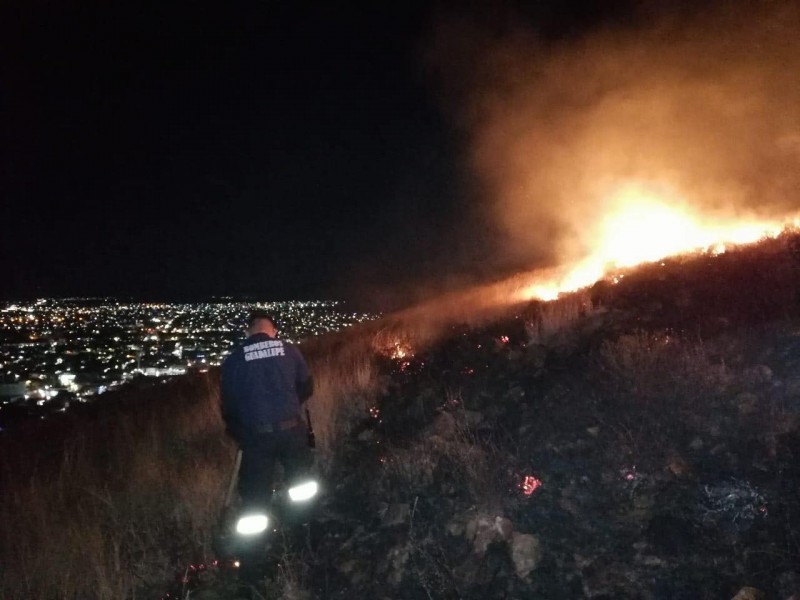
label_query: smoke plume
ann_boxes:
[427,1,800,269]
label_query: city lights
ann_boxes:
[0,298,376,424]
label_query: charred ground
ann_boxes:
[285,236,800,599]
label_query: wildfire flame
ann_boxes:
[391,343,412,359]
[516,183,799,301]
[373,328,416,360]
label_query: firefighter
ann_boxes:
[220,310,314,519]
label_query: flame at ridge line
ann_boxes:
[514,188,800,302]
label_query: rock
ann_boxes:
[674,288,691,307]
[461,409,484,427]
[192,590,233,600]
[646,514,695,556]
[744,365,773,384]
[282,583,312,600]
[666,455,691,477]
[337,559,372,586]
[573,553,592,569]
[707,414,729,437]
[689,436,704,450]
[777,571,800,599]
[631,491,655,521]
[525,344,548,369]
[430,411,458,438]
[784,377,800,397]
[465,514,513,555]
[634,554,666,567]
[337,559,359,575]
[736,392,760,417]
[559,481,592,515]
[710,443,728,455]
[559,495,580,516]
[504,386,526,402]
[579,559,638,598]
[379,503,410,527]
[446,517,465,537]
[386,542,411,585]
[357,429,375,442]
[510,532,541,578]
[730,587,765,600]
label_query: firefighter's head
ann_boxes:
[247,310,278,337]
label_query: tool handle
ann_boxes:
[223,449,243,508]
[306,408,316,448]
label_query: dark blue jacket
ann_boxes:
[220,333,313,439]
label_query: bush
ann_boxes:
[593,330,731,456]
[377,408,500,508]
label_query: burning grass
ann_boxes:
[524,290,594,344]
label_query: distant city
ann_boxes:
[0,298,377,428]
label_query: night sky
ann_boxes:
[2,1,642,308]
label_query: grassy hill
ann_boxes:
[3,232,800,599]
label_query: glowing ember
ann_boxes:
[391,343,410,359]
[516,183,799,302]
[520,475,542,495]
[621,466,640,483]
[373,331,415,360]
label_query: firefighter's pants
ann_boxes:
[238,426,313,510]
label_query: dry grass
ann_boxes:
[0,374,233,599]
[596,330,730,407]
[0,329,385,598]
[305,341,382,464]
[525,290,594,344]
[377,407,500,509]
[275,550,312,600]
[591,330,737,464]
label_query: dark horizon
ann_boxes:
[2,0,742,310]
[2,2,479,309]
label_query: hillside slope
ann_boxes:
[5,234,800,599]
[219,235,800,599]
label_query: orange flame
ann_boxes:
[390,343,413,360]
[517,182,798,301]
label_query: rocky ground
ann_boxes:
[180,240,800,599]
